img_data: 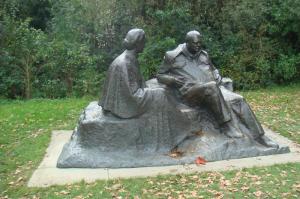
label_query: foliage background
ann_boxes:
[0,0,299,99]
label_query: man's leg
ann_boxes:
[231,99,278,147]
[201,82,231,124]
[183,81,243,138]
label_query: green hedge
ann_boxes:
[0,0,299,98]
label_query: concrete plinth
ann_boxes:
[28,128,300,187]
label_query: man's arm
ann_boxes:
[205,52,233,91]
[157,52,185,87]
[201,51,223,84]
[213,69,222,84]
[157,74,185,87]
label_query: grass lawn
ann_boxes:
[0,84,299,198]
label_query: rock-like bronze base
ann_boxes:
[57,101,289,168]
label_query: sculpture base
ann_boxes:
[57,102,289,168]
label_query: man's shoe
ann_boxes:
[256,135,279,148]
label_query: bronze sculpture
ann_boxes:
[57,29,288,168]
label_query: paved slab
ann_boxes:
[28,128,300,187]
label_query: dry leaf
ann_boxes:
[142,189,148,194]
[194,130,204,136]
[228,188,238,192]
[293,183,300,188]
[14,169,21,175]
[111,183,122,190]
[59,190,70,195]
[220,179,231,187]
[241,186,250,192]
[255,181,262,185]
[169,149,183,158]
[253,191,263,197]
[190,191,198,197]
[17,177,23,182]
[178,194,186,199]
[195,156,206,165]
[191,175,198,179]
[8,181,14,185]
[73,195,84,199]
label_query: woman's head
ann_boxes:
[123,28,145,53]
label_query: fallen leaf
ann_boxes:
[293,183,300,189]
[73,195,84,199]
[255,181,262,185]
[17,177,23,182]
[111,183,122,190]
[32,195,40,199]
[178,194,186,199]
[59,190,70,195]
[8,181,14,185]
[190,191,197,197]
[142,189,148,194]
[241,186,250,192]
[191,175,198,179]
[209,190,224,199]
[254,191,263,197]
[282,181,286,186]
[195,156,206,165]
[281,193,290,197]
[220,179,232,187]
[14,169,21,175]
[169,149,183,158]
[193,130,204,136]
[228,188,238,192]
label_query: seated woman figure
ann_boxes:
[99,29,191,152]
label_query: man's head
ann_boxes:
[185,30,202,54]
[123,28,145,53]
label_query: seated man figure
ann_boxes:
[157,30,277,147]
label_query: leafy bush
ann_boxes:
[139,37,176,79]
[274,54,300,83]
[1,0,299,98]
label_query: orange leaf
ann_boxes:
[195,156,207,165]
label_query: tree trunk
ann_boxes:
[66,75,73,96]
[140,0,146,19]
[24,62,32,99]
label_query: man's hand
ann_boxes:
[213,69,222,85]
[173,76,185,86]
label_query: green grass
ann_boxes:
[241,83,300,144]
[0,84,300,199]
